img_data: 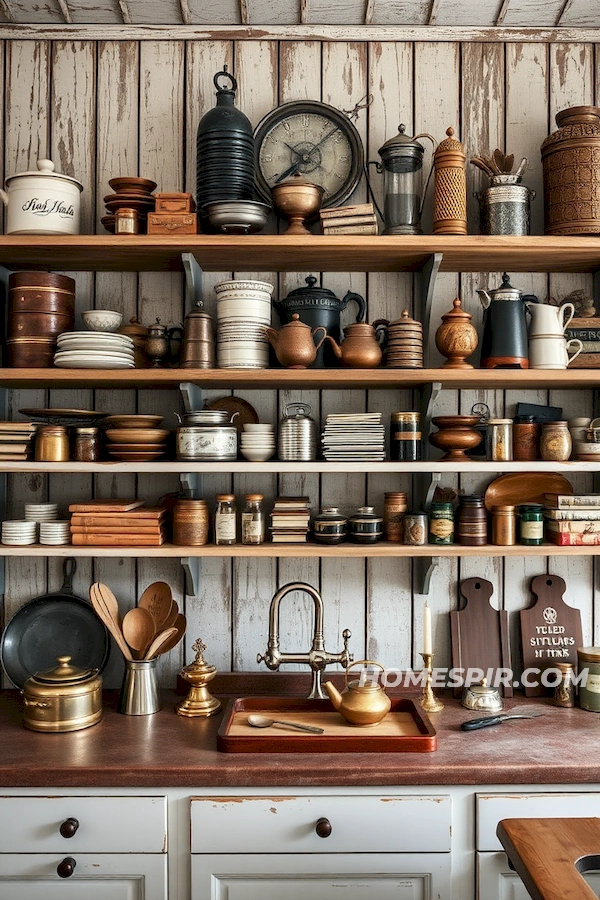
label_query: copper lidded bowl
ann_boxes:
[22,655,103,733]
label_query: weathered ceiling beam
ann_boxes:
[240,0,249,25]
[0,0,14,23]
[428,0,441,26]
[56,0,72,24]
[117,0,132,25]
[364,0,374,26]
[556,0,574,24]
[179,0,192,25]
[495,0,511,26]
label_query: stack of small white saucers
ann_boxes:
[54,332,135,369]
[39,520,71,545]
[25,503,59,524]
[240,423,276,461]
[2,520,37,545]
[215,279,273,368]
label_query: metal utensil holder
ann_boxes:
[119,658,161,716]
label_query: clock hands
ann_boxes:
[275,126,341,183]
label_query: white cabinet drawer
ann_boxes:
[0,796,167,853]
[191,793,451,854]
[476,792,600,851]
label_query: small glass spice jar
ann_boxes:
[428,501,454,545]
[403,512,428,545]
[518,503,544,546]
[383,491,408,542]
[540,420,572,462]
[554,661,575,708]
[491,505,516,546]
[241,493,265,545]
[313,507,347,544]
[455,494,487,546]
[73,427,101,462]
[512,415,539,461]
[214,494,237,546]
[173,499,209,546]
[35,425,69,462]
[486,418,513,461]
[390,412,421,461]
[115,207,139,234]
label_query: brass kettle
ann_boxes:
[324,660,391,727]
[265,313,327,369]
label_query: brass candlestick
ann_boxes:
[176,638,222,718]
[420,652,444,713]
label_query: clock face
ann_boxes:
[254,100,364,208]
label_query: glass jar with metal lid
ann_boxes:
[486,418,513,461]
[241,494,265,545]
[74,426,101,462]
[35,424,69,462]
[278,402,317,461]
[577,647,600,712]
[215,494,237,545]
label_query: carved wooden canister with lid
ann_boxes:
[432,127,467,235]
[541,106,600,235]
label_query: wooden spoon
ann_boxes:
[138,581,173,632]
[143,626,179,661]
[162,599,179,630]
[154,613,186,655]
[90,583,133,662]
[122,606,156,658]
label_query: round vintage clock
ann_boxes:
[253,100,364,208]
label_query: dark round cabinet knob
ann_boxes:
[315,817,332,838]
[57,857,77,878]
[59,817,79,838]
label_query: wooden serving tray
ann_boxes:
[217,696,437,753]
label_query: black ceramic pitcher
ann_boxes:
[273,277,366,368]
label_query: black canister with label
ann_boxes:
[390,411,421,461]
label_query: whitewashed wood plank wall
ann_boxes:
[1,36,598,688]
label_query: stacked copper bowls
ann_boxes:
[101,177,157,234]
[7,272,75,367]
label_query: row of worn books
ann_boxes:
[320,202,378,235]
[69,499,168,546]
[270,496,311,543]
[544,493,600,545]
[0,421,37,460]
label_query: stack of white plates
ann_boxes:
[39,521,71,545]
[2,520,38,545]
[25,503,58,523]
[54,332,135,369]
[215,279,273,369]
[321,413,386,461]
[240,423,276,461]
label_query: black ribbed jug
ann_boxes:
[196,67,255,212]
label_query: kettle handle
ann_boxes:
[312,325,327,351]
[372,318,389,351]
[340,291,366,323]
[345,659,385,687]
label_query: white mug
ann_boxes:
[529,335,583,369]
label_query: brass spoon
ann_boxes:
[247,714,324,734]
[122,606,156,658]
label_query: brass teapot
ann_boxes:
[325,322,383,368]
[324,660,391,727]
[265,313,327,369]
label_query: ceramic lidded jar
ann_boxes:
[312,507,347,544]
[435,297,478,368]
[348,506,383,543]
[0,159,83,235]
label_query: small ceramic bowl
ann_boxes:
[243,424,274,433]
[240,446,275,462]
[575,441,600,455]
[82,309,123,332]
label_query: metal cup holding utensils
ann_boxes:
[118,658,161,715]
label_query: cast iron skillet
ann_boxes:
[0,557,110,688]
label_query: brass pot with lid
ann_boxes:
[461,677,504,712]
[22,655,103,732]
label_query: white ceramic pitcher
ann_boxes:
[526,300,575,337]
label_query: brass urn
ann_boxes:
[435,297,478,368]
[176,638,221,718]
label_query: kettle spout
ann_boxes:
[323,681,342,709]
[476,289,491,310]
[325,335,342,358]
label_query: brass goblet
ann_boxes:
[271,172,325,235]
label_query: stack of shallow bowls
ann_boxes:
[39,521,71,545]
[101,176,157,234]
[2,520,37,545]
[215,279,273,368]
[25,503,58,525]
[105,425,170,461]
[54,332,135,369]
[240,423,276,462]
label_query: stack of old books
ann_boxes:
[269,496,311,543]
[69,499,169,546]
[0,421,37,460]
[544,492,600,545]
[320,202,378,235]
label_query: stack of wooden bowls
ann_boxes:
[101,177,157,234]
[103,415,169,461]
[384,309,424,369]
[7,272,75,367]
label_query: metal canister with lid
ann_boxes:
[577,647,600,712]
[390,411,421,460]
[22,655,103,733]
[278,402,317,461]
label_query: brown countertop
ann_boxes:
[0,688,599,788]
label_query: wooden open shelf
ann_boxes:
[2,366,600,391]
[0,234,599,273]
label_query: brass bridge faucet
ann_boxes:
[257,581,353,700]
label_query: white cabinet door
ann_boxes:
[192,853,452,900]
[477,852,600,900]
[0,854,167,900]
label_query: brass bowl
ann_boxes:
[271,173,325,235]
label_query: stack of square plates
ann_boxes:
[54,332,135,369]
[39,521,71,545]
[2,520,38,545]
[321,413,386,461]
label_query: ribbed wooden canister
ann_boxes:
[432,127,467,235]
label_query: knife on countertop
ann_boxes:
[461,706,546,731]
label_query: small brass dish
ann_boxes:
[271,172,325,235]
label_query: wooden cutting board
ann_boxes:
[520,574,582,696]
[450,577,513,698]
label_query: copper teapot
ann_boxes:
[324,660,391,727]
[265,313,327,368]
[325,322,383,368]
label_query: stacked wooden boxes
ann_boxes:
[147,192,197,235]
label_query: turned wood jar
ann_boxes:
[434,298,478,368]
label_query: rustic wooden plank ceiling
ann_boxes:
[1,0,598,26]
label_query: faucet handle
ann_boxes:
[341,628,353,668]
[256,652,265,664]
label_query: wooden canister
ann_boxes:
[8,271,75,315]
[433,127,467,235]
[383,492,408,542]
[7,336,56,367]
[173,499,209,546]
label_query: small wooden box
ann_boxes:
[147,212,197,235]
[154,192,195,213]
